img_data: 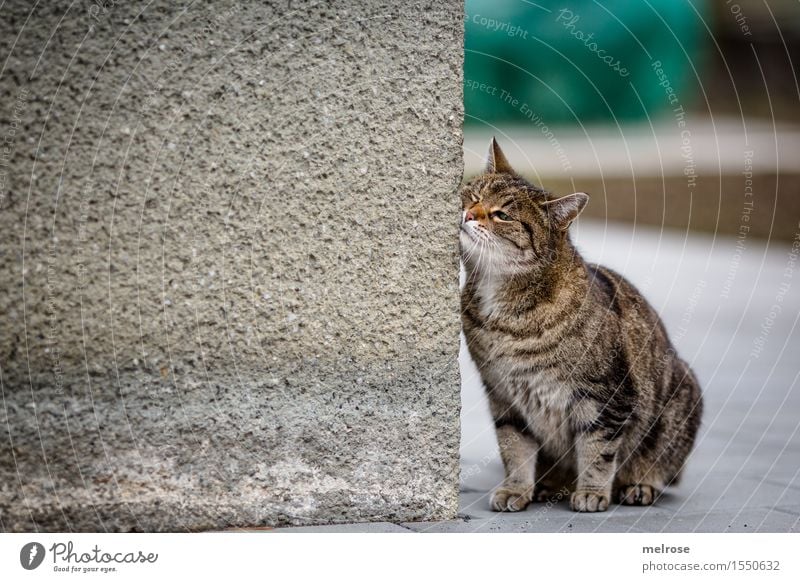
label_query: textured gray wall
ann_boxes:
[0,0,463,531]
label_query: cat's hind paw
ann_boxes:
[617,484,658,506]
[570,490,609,512]
[489,485,533,512]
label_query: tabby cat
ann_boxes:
[460,139,703,512]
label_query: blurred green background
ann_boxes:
[465,0,707,124]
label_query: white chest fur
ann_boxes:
[475,275,503,319]
[486,361,575,456]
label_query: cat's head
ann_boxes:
[459,138,588,276]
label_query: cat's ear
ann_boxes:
[542,192,589,231]
[483,137,515,175]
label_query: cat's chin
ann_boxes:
[459,224,482,244]
[462,254,523,279]
[459,229,483,259]
[460,230,529,275]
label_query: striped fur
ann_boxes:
[460,140,703,513]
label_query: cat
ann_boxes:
[460,139,703,512]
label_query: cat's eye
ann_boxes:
[491,210,512,222]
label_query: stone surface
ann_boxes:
[0,0,463,532]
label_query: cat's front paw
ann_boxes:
[490,484,533,512]
[618,484,658,506]
[570,490,609,512]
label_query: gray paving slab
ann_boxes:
[402,515,648,533]
[271,522,412,533]
[636,507,800,533]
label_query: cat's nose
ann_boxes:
[465,210,476,222]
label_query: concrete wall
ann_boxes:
[0,0,463,531]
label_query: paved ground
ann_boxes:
[273,219,800,532]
